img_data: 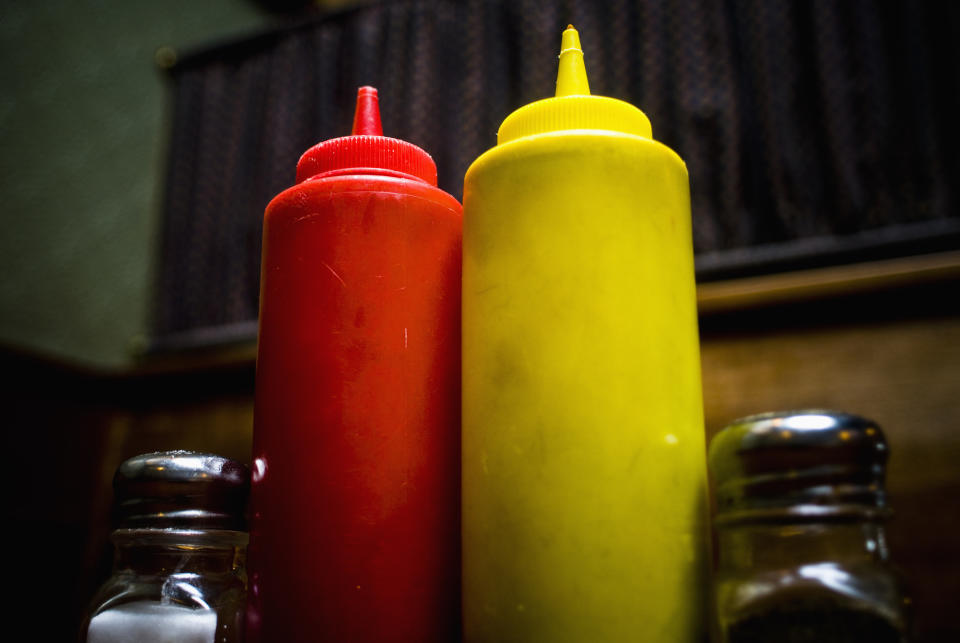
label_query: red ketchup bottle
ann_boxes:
[246,86,462,642]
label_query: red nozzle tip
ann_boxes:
[296,85,437,185]
[351,86,383,136]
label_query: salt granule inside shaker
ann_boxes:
[87,601,217,643]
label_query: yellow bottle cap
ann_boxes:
[497,25,652,145]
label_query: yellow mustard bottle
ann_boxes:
[462,25,709,642]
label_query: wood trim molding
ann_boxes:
[696,250,960,315]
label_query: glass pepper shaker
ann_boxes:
[81,451,250,643]
[708,411,910,643]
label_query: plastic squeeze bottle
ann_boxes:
[247,87,462,642]
[462,26,708,642]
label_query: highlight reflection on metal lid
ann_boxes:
[113,451,250,531]
[708,410,890,525]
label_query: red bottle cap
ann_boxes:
[296,86,438,185]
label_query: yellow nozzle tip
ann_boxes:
[560,25,582,53]
[495,23,652,144]
[556,25,589,96]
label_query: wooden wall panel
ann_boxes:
[8,263,959,640]
[700,316,960,642]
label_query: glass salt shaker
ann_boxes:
[708,410,910,643]
[81,451,250,643]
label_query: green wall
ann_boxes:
[0,1,271,369]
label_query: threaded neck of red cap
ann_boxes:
[295,86,437,185]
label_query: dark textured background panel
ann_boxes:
[153,0,960,347]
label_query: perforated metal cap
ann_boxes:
[113,451,250,531]
[708,410,890,525]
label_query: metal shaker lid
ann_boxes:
[113,451,250,531]
[708,410,889,525]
